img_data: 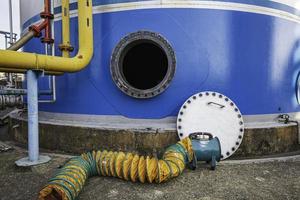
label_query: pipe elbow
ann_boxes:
[71,48,94,72]
[0,0,93,74]
[54,47,93,73]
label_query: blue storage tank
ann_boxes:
[14,0,300,157]
[20,0,300,120]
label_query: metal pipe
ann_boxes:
[14,0,53,167]
[0,31,62,75]
[39,0,57,104]
[49,0,57,102]
[38,78,56,103]
[8,0,13,46]
[27,70,39,162]
[0,88,26,95]
[52,75,56,100]
[8,0,14,85]
[0,0,94,73]
[7,31,35,51]
[4,36,7,49]
[0,0,62,75]
[0,88,52,95]
[14,71,17,88]
[59,0,72,58]
[0,29,60,74]
[15,69,51,166]
[38,44,56,102]
[1,32,55,99]
[0,67,63,75]
[29,0,53,42]
[0,31,17,42]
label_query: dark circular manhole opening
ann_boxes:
[111,31,176,98]
[122,40,168,90]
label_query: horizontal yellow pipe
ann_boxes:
[0,0,93,73]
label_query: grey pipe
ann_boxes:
[8,0,13,85]
[0,88,52,96]
[27,70,39,161]
[15,70,51,166]
[7,31,35,51]
[0,88,26,95]
[8,0,13,46]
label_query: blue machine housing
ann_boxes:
[21,0,300,119]
[189,132,221,170]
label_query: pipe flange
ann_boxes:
[41,37,54,44]
[111,31,176,99]
[28,26,42,37]
[59,44,74,52]
[40,12,54,19]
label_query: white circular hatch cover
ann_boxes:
[177,91,244,160]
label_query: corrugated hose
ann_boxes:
[38,137,194,200]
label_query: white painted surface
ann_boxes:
[0,0,20,49]
[20,0,300,31]
[9,109,300,130]
[270,0,300,9]
[19,0,43,26]
[177,91,244,160]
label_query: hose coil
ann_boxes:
[38,137,194,200]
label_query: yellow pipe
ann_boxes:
[60,0,71,58]
[0,30,63,75]
[0,0,93,73]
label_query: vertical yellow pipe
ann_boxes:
[0,0,93,73]
[61,0,71,58]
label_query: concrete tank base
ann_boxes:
[8,111,300,158]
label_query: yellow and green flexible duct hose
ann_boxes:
[38,137,194,200]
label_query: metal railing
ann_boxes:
[0,0,56,103]
[0,30,17,49]
[0,30,19,89]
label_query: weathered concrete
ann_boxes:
[0,148,300,200]
[8,111,300,157]
[9,118,177,156]
[234,125,300,158]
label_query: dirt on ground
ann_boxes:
[0,148,300,200]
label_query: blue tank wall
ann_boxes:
[22,3,300,119]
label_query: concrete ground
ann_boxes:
[0,146,300,200]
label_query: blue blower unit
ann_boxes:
[189,132,221,170]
